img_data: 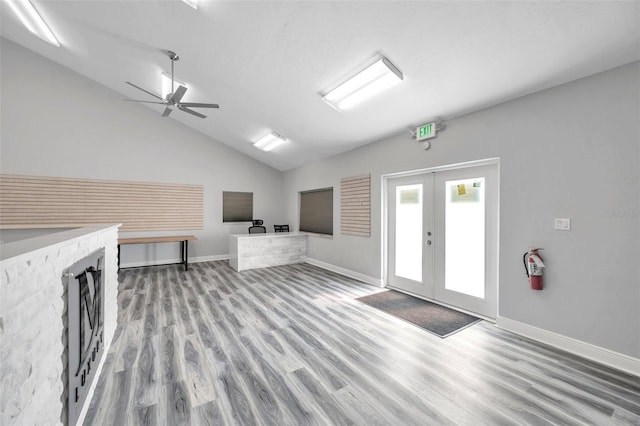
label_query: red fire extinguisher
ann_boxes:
[523,248,545,290]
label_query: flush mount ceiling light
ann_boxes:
[181,0,198,9]
[6,0,60,46]
[323,57,403,111]
[254,132,287,152]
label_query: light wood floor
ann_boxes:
[84,261,640,425]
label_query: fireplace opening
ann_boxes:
[63,248,105,426]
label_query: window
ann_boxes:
[223,191,253,222]
[299,187,333,235]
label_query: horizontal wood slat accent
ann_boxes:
[0,174,203,231]
[340,174,371,237]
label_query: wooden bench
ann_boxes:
[117,235,197,271]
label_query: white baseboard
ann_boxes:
[304,257,383,287]
[120,254,229,269]
[496,316,640,377]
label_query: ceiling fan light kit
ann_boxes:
[161,72,185,100]
[323,57,403,111]
[125,50,219,119]
[6,0,60,46]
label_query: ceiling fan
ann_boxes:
[125,50,219,119]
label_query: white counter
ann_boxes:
[229,232,307,271]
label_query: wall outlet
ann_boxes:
[554,218,571,230]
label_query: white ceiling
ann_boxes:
[1,1,639,171]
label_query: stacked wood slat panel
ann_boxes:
[0,174,203,231]
[340,174,370,237]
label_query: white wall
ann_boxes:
[0,39,285,265]
[283,61,640,359]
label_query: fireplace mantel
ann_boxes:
[0,224,120,426]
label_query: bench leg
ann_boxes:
[184,240,189,271]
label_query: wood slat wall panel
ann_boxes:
[0,174,203,231]
[340,174,371,237]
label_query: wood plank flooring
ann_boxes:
[84,261,640,425]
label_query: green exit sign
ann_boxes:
[417,122,436,141]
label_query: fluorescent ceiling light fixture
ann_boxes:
[182,0,198,9]
[6,0,60,46]
[323,57,403,111]
[161,72,186,100]
[254,132,287,152]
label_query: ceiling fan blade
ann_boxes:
[162,107,173,117]
[168,85,187,104]
[125,82,164,101]
[124,99,167,105]
[178,102,220,109]
[178,105,206,119]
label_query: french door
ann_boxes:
[386,163,498,318]
[387,173,435,298]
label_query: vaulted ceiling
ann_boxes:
[1,1,639,171]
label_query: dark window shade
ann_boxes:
[300,188,333,235]
[223,191,253,222]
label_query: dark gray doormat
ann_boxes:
[356,290,482,338]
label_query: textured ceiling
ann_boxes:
[1,1,639,171]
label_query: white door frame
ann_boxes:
[381,158,500,319]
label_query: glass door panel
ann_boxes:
[395,184,423,281]
[444,177,485,298]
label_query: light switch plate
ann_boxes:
[554,218,571,230]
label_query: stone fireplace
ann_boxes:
[0,225,119,425]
